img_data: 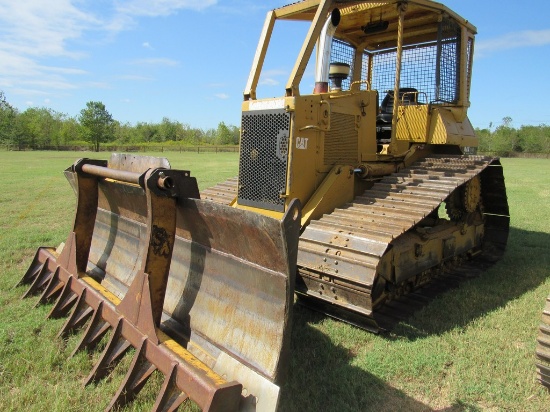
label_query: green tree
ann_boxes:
[79,101,114,151]
[112,121,135,144]
[476,127,492,152]
[216,121,239,145]
[18,107,64,148]
[60,116,83,145]
[134,122,159,143]
[188,127,204,145]
[0,91,17,147]
[519,124,550,153]
[159,117,178,142]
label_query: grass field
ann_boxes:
[0,151,549,411]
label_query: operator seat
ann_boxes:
[376,87,418,145]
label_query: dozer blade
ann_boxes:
[18,154,301,412]
[536,294,550,389]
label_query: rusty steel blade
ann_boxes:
[58,288,93,338]
[36,266,64,305]
[84,318,132,385]
[48,276,78,319]
[18,154,301,411]
[536,294,550,389]
[21,249,245,411]
[153,363,189,412]
[107,338,157,410]
[71,301,111,357]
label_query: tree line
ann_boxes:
[0,92,239,151]
[1,91,549,154]
[476,117,550,156]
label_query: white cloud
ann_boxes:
[118,74,155,81]
[259,78,279,86]
[0,47,83,95]
[0,0,216,102]
[476,29,550,55]
[215,93,229,99]
[87,81,111,89]
[258,68,287,86]
[129,58,180,66]
[42,67,89,76]
[211,1,268,16]
[14,88,50,97]
[0,1,100,100]
[23,78,79,90]
[104,13,136,32]
[0,1,99,58]
[115,0,217,17]
[142,42,153,49]
[261,69,287,77]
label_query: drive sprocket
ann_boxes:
[445,176,481,220]
[464,175,481,213]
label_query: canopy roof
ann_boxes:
[274,0,476,50]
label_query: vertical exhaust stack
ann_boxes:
[314,8,341,94]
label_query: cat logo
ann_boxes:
[296,137,308,150]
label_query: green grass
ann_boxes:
[0,152,549,411]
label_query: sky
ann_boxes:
[1,0,549,130]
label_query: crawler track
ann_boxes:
[536,294,550,389]
[202,155,509,332]
[202,177,238,204]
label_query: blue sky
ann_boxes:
[1,0,549,130]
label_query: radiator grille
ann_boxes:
[238,109,290,212]
[324,113,358,166]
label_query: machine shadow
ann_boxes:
[280,304,479,412]
[281,227,548,411]
[385,226,549,340]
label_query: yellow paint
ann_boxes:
[80,275,227,386]
[236,0,479,223]
[80,275,121,305]
[158,331,228,386]
[301,165,355,226]
[235,202,284,219]
[395,105,478,147]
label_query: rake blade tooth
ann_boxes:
[58,289,93,339]
[84,319,131,386]
[48,277,78,319]
[152,363,188,412]
[36,268,64,306]
[16,252,48,288]
[21,260,52,299]
[71,301,111,357]
[106,338,156,411]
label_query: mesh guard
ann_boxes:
[238,109,290,212]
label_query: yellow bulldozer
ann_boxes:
[18,1,510,410]
[536,294,550,388]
